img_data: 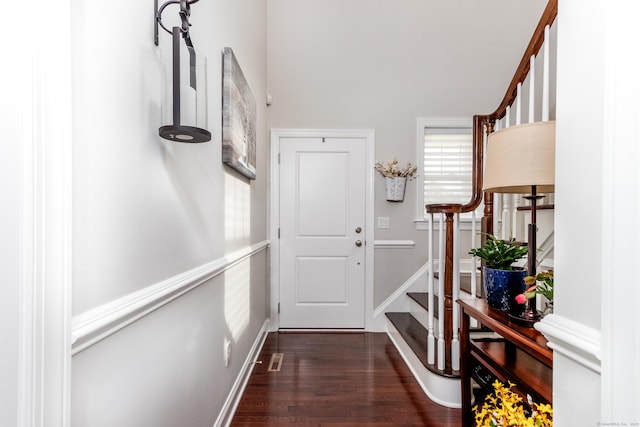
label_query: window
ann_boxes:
[416,118,482,226]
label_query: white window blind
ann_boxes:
[424,128,472,205]
[422,126,481,220]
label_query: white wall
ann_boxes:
[540,0,640,425]
[552,0,604,423]
[71,0,268,315]
[69,0,269,426]
[0,54,22,427]
[267,0,548,305]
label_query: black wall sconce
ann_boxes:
[155,0,211,143]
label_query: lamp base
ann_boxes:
[159,124,211,143]
[508,308,542,328]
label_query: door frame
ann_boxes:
[269,129,375,331]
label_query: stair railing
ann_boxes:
[483,0,558,235]
[425,0,558,373]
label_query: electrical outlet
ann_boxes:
[224,339,232,367]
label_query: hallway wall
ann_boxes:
[70,1,268,425]
[266,0,548,306]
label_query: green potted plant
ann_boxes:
[469,234,529,312]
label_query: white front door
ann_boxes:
[279,136,366,328]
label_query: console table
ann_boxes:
[458,298,553,427]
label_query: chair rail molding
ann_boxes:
[535,313,602,373]
[374,240,416,249]
[72,240,269,355]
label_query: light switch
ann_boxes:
[378,217,390,229]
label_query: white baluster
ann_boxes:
[512,195,521,240]
[529,55,535,123]
[542,25,550,122]
[506,105,511,128]
[502,194,511,240]
[452,213,460,371]
[516,82,522,125]
[470,210,479,328]
[427,213,435,364]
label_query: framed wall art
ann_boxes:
[222,47,257,180]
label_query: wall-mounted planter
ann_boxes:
[385,177,407,202]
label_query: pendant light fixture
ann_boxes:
[154,0,211,143]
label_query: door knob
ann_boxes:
[355,227,362,234]
[355,240,362,247]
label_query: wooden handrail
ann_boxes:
[489,0,558,122]
[460,114,489,214]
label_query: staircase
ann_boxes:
[384,273,481,407]
[383,0,558,409]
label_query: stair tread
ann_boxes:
[406,292,490,332]
[385,312,459,378]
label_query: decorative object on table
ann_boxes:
[483,121,555,323]
[374,159,418,202]
[515,269,554,316]
[222,47,257,180]
[474,380,553,427]
[469,233,529,313]
[155,0,211,143]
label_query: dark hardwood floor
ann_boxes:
[230,332,461,426]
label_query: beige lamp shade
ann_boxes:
[483,121,556,194]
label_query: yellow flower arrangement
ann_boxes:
[474,380,553,427]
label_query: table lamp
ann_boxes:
[483,121,556,322]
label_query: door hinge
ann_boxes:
[278,228,280,239]
[278,153,280,164]
[277,303,280,314]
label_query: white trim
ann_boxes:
[278,329,364,333]
[386,321,461,408]
[214,319,270,427]
[17,0,73,424]
[373,262,430,320]
[535,314,602,373]
[373,240,415,249]
[269,129,375,331]
[415,218,480,231]
[71,241,270,354]
[600,4,640,420]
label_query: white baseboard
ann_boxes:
[386,319,461,408]
[214,319,271,427]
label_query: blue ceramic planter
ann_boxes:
[483,267,527,312]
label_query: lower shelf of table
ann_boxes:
[470,337,552,405]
